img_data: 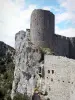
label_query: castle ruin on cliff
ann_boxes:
[11,9,75,100]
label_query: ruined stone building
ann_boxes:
[11,9,75,100]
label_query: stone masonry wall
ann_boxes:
[44,55,75,100]
[53,35,75,59]
[69,37,75,59]
[52,34,69,57]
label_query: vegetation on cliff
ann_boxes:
[39,47,54,55]
[13,93,30,100]
[0,41,15,100]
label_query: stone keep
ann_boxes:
[30,9,54,48]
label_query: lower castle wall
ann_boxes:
[44,55,75,100]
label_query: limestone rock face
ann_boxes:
[11,30,45,99]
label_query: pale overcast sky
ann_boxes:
[0,0,75,47]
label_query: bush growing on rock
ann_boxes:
[39,47,54,55]
[0,61,15,100]
[13,93,30,100]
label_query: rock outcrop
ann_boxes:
[11,30,45,99]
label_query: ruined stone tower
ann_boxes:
[30,9,55,48]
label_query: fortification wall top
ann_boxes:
[69,37,75,59]
[53,34,69,57]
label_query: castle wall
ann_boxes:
[44,55,75,100]
[69,37,75,59]
[30,9,54,48]
[52,34,69,57]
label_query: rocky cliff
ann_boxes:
[11,30,46,99]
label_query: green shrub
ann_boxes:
[0,60,5,65]
[44,91,48,96]
[0,47,15,100]
[39,47,54,55]
[47,98,50,100]
[4,82,12,90]
[6,53,13,64]
[3,72,8,79]
[0,61,14,100]
[5,95,12,100]
[13,93,30,100]
[0,65,6,73]
[0,87,6,99]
